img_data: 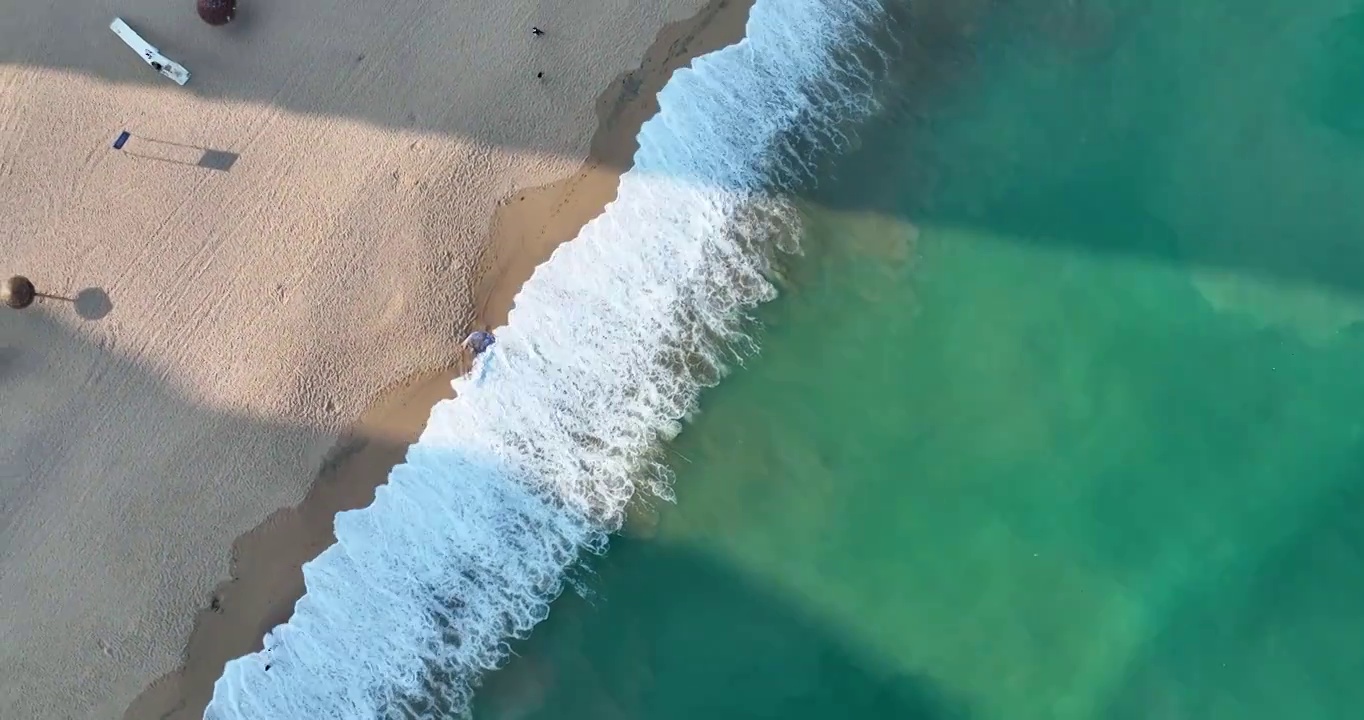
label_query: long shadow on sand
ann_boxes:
[475,539,970,720]
[10,1,1364,299]
[0,306,409,720]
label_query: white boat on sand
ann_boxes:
[110,18,190,86]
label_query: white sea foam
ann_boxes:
[206,0,889,716]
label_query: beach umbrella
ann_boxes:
[196,0,237,26]
[3,276,77,311]
[2,275,37,310]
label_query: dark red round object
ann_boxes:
[196,0,237,25]
[3,275,36,310]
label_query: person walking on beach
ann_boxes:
[531,26,548,78]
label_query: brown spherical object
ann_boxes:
[197,0,237,25]
[3,275,37,310]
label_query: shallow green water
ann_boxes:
[475,1,1364,718]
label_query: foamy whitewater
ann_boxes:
[206,0,890,716]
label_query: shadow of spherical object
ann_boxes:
[75,288,113,321]
[0,346,18,378]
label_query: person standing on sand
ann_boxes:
[532,28,545,78]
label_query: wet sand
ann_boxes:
[119,1,754,717]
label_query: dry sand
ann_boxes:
[0,0,750,717]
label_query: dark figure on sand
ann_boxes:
[532,27,545,79]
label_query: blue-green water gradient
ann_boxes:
[476,1,1364,717]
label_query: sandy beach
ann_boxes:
[0,0,749,717]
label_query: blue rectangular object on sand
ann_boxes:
[112,131,131,150]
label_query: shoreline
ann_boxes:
[122,1,754,717]
[473,0,754,326]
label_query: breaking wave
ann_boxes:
[207,0,891,716]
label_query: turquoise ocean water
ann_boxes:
[471,1,1364,718]
[205,0,1364,716]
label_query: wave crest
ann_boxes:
[206,0,891,717]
